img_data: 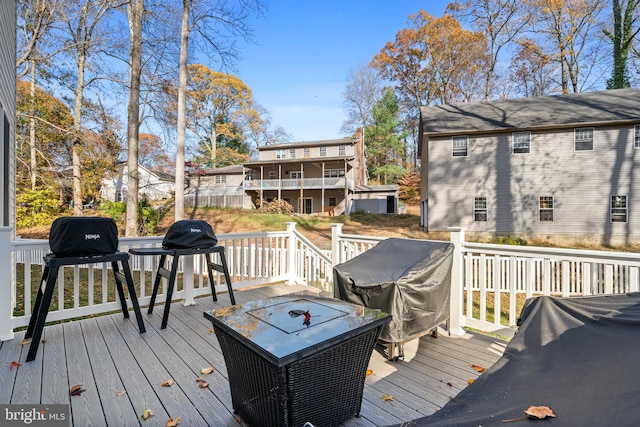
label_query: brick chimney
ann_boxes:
[354,128,368,186]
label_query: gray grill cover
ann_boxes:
[333,238,453,343]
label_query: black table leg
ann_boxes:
[26,266,59,362]
[148,254,167,314]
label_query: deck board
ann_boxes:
[1,284,507,427]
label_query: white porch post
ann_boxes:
[0,227,15,340]
[182,255,195,305]
[286,222,297,284]
[448,227,466,336]
[331,223,343,266]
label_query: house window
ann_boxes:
[319,147,327,157]
[304,147,310,158]
[575,127,594,151]
[634,125,640,149]
[276,149,286,159]
[611,195,627,223]
[268,171,277,179]
[539,196,554,222]
[338,145,346,156]
[245,170,254,180]
[289,148,296,159]
[290,171,302,179]
[324,169,345,178]
[512,132,530,154]
[214,175,226,184]
[452,136,468,157]
[328,197,337,206]
[474,197,487,221]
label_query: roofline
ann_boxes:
[244,156,354,166]
[258,137,357,150]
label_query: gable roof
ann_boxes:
[258,137,357,150]
[420,88,640,137]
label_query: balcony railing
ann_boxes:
[244,177,354,191]
[2,223,639,341]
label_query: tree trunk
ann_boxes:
[72,49,86,216]
[126,0,144,236]
[175,0,190,222]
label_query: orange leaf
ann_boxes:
[198,381,209,388]
[382,393,394,401]
[166,416,181,426]
[9,361,22,370]
[467,379,475,384]
[70,384,86,396]
[366,369,373,376]
[525,405,556,419]
[470,364,485,373]
[161,379,174,387]
[200,366,215,375]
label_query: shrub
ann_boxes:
[494,235,528,246]
[16,189,62,228]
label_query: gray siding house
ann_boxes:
[419,88,640,244]
[1,0,15,230]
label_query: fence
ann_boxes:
[3,223,640,341]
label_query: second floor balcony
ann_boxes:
[244,177,355,191]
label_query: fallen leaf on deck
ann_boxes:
[166,416,181,426]
[366,369,373,376]
[525,406,556,419]
[41,339,46,343]
[209,328,214,333]
[161,379,174,387]
[198,381,209,388]
[9,361,22,370]
[141,409,153,420]
[117,390,127,396]
[20,340,29,346]
[200,366,215,375]
[467,379,475,384]
[382,394,394,401]
[70,384,86,396]
[446,382,453,387]
[195,377,204,382]
[470,364,486,373]
[502,405,557,423]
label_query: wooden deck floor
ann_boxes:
[0,284,508,427]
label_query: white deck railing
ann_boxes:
[2,223,640,341]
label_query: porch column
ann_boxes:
[278,164,282,201]
[344,158,349,214]
[448,227,466,336]
[0,227,14,340]
[260,166,264,209]
[321,162,325,216]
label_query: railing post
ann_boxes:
[0,227,15,341]
[286,222,297,285]
[448,227,466,336]
[331,223,343,266]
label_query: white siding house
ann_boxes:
[100,164,174,202]
[419,88,640,245]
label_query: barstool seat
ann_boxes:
[129,245,235,329]
[25,251,146,362]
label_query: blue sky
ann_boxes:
[231,1,449,142]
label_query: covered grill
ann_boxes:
[333,238,453,359]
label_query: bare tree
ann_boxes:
[172,0,264,222]
[341,64,382,135]
[447,0,530,100]
[125,0,144,236]
[56,0,116,215]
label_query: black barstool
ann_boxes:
[129,245,235,329]
[25,251,146,362]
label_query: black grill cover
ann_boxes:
[333,238,453,343]
[49,216,119,257]
[390,293,640,427]
[162,220,218,249]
